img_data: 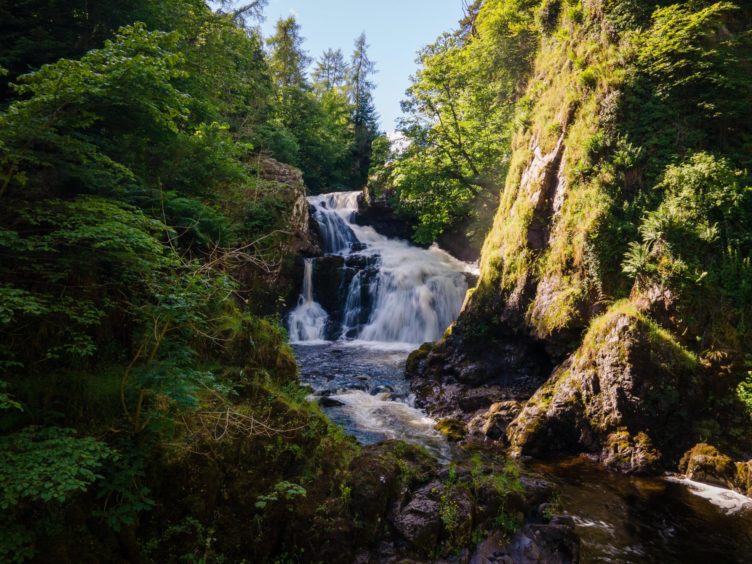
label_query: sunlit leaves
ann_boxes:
[392,0,538,242]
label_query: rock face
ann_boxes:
[408,0,752,485]
[240,156,320,314]
[258,156,318,257]
[303,252,381,340]
[507,307,699,472]
[407,332,551,422]
[353,190,415,242]
[468,401,523,440]
[390,481,444,552]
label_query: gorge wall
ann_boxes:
[410,0,752,483]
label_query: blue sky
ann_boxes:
[258,0,465,132]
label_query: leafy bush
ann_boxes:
[0,427,114,508]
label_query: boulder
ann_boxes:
[470,522,580,564]
[507,306,701,473]
[678,443,739,488]
[409,329,551,420]
[390,481,443,552]
[468,401,523,440]
[435,418,468,442]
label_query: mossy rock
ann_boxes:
[678,443,737,488]
[406,342,434,376]
[603,430,661,474]
[508,304,701,467]
[734,461,752,497]
[435,418,468,442]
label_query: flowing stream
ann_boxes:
[288,190,752,561]
[288,190,473,459]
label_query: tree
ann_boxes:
[389,0,538,244]
[266,16,310,91]
[349,33,378,129]
[214,0,269,25]
[312,48,349,92]
[348,32,379,187]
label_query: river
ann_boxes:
[288,190,752,562]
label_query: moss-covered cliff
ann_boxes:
[412,0,752,480]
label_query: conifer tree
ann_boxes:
[348,32,379,187]
[312,48,349,92]
[266,16,310,91]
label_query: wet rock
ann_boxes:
[353,192,416,241]
[406,342,434,377]
[470,522,580,564]
[319,396,345,407]
[469,401,523,440]
[409,330,552,420]
[390,481,443,552]
[465,271,480,288]
[458,386,506,411]
[520,475,556,510]
[603,430,661,474]
[735,460,752,497]
[437,229,481,263]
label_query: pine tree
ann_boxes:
[266,16,310,90]
[312,48,349,92]
[348,32,379,187]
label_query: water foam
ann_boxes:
[288,191,471,345]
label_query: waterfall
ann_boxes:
[308,192,361,254]
[288,191,472,346]
[288,259,329,343]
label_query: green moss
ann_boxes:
[580,300,698,372]
[435,418,468,442]
[406,342,434,374]
[679,443,738,487]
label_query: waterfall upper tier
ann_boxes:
[288,191,474,346]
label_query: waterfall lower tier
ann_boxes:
[287,259,328,342]
[288,191,473,346]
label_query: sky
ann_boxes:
[258,0,465,133]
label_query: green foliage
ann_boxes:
[0,3,378,558]
[0,380,21,411]
[254,480,307,509]
[0,23,189,196]
[93,448,155,532]
[0,427,114,508]
[737,372,752,419]
[623,153,752,321]
[390,0,539,244]
[625,0,752,175]
[439,491,462,532]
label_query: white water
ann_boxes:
[288,191,471,345]
[323,389,450,459]
[288,259,329,343]
[666,477,752,515]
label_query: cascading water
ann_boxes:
[288,191,472,345]
[288,190,475,458]
[287,259,328,343]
